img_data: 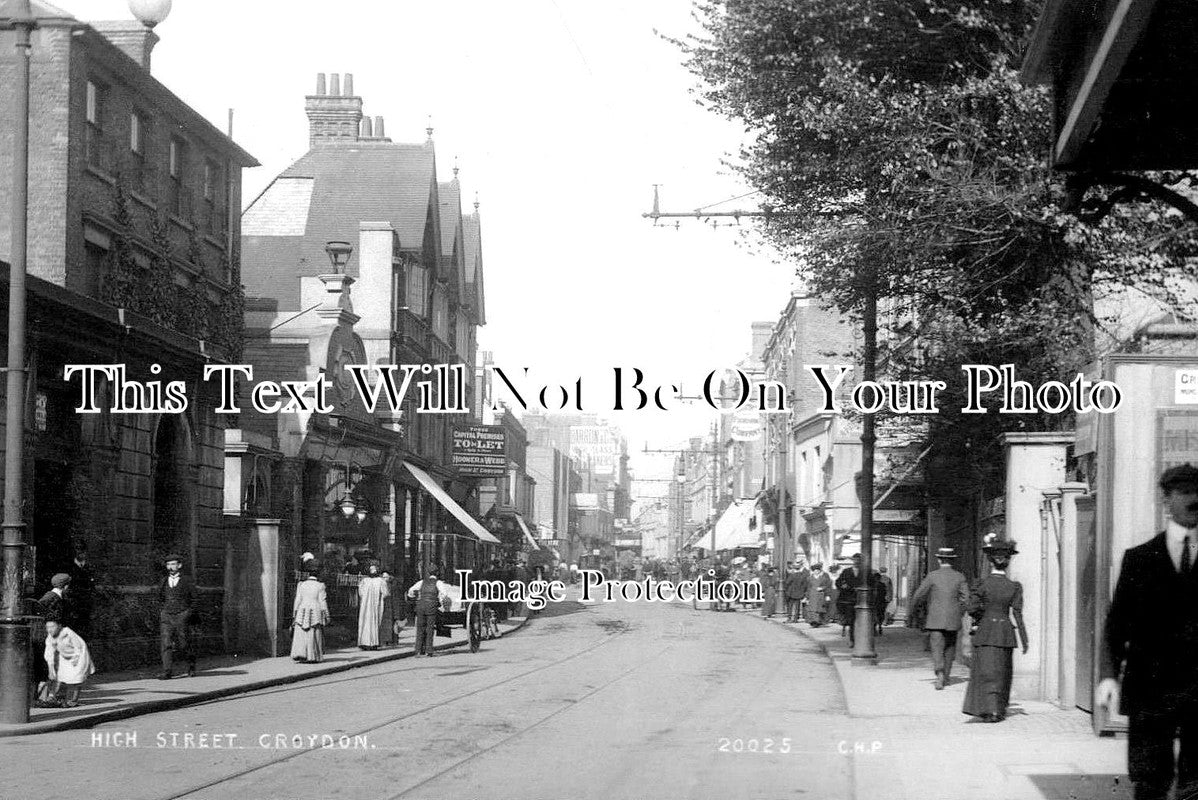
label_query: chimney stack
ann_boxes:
[374,116,385,138]
[305,71,363,147]
[92,22,160,71]
[751,321,775,363]
[360,117,373,138]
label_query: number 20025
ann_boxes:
[717,738,791,754]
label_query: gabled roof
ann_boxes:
[462,211,486,326]
[437,178,466,291]
[241,142,437,309]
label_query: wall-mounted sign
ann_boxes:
[1176,369,1198,404]
[730,410,762,442]
[452,425,507,477]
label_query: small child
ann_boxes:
[43,620,96,707]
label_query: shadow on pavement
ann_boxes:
[1025,774,1132,799]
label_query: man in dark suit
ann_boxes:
[158,554,198,679]
[783,562,807,623]
[1097,464,1198,800]
[67,541,95,639]
[911,547,969,690]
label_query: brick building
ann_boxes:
[234,73,496,651]
[0,4,257,667]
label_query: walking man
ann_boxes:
[1097,464,1198,800]
[783,562,806,623]
[158,554,197,679]
[911,547,969,690]
[878,567,895,627]
[406,565,450,657]
[67,542,95,639]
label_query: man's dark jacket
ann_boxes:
[158,574,198,620]
[1102,532,1198,715]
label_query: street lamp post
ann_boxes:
[0,0,37,725]
[852,272,879,664]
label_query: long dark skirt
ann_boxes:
[963,645,1013,717]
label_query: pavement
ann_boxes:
[752,608,1133,800]
[0,612,529,738]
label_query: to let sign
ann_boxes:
[452,425,508,477]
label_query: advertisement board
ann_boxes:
[451,425,508,477]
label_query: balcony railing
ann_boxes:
[426,332,452,365]
[394,308,430,354]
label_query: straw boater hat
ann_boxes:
[935,547,959,560]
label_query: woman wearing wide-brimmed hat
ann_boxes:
[963,537,1029,723]
[291,560,330,663]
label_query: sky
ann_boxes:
[54,0,797,481]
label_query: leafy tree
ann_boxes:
[674,0,1198,537]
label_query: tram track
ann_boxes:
[385,644,674,800]
[153,624,630,800]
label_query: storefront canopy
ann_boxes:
[713,500,762,552]
[515,514,541,550]
[403,463,501,545]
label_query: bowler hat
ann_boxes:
[935,547,959,560]
[164,554,184,565]
[1160,463,1198,492]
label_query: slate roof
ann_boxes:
[437,179,467,291]
[241,143,437,310]
[462,212,486,326]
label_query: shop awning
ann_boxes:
[515,514,541,550]
[403,463,501,545]
[712,500,762,552]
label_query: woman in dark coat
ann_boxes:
[963,539,1029,722]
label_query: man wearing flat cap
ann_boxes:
[1098,463,1198,800]
[158,554,198,679]
[911,547,970,690]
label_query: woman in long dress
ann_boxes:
[44,620,95,707]
[963,539,1029,722]
[291,562,330,663]
[357,564,390,650]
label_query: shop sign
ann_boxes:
[730,411,761,442]
[452,425,507,476]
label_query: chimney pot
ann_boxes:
[374,116,385,138]
[316,73,326,95]
[361,117,373,138]
[344,73,354,96]
[330,73,341,96]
